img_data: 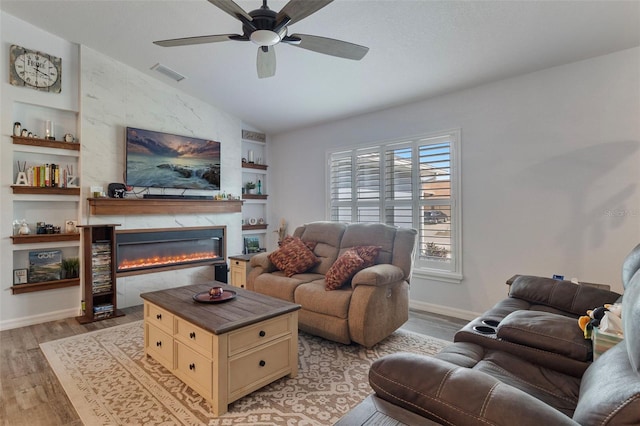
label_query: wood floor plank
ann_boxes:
[0,305,463,426]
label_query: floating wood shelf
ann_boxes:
[12,135,80,151]
[241,162,268,170]
[242,224,268,231]
[87,198,243,215]
[11,233,80,244]
[11,185,81,195]
[11,278,80,295]
[242,194,268,200]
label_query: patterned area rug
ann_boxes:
[40,321,449,425]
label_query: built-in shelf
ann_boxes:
[242,194,268,200]
[11,278,80,295]
[12,135,80,151]
[87,198,243,215]
[242,224,268,231]
[11,233,80,244]
[11,185,81,195]
[241,162,268,170]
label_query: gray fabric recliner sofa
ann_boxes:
[247,221,417,347]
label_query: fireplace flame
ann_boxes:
[118,251,218,270]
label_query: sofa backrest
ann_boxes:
[294,222,417,281]
[340,223,417,282]
[508,275,621,317]
[294,222,346,275]
[622,243,640,289]
[572,269,640,425]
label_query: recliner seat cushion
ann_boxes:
[436,344,581,417]
[252,271,321,302]
[295,280,353,319]
[497,311,592,362]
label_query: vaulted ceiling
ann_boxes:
[2,1,639,135]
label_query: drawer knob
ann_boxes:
[189,363,195,370]
[259,360,266,367]
[156,313,162,320]
[190,331,196,339]
[259,330,266,337]
[156,341,162,347]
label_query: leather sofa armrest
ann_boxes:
[509,275,621,316]
[351,264,405,288]
[369,353,578,426]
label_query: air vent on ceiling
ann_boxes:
[150,63,186,82]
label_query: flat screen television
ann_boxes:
[125,127,221,190]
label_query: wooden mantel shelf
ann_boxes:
[87,198,243,215]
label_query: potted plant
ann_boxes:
[245,181,256,194]
[62,257,80,279]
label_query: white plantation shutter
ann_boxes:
[328,130,462,281]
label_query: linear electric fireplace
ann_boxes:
[115,226,225,276]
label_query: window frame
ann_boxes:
[326,129,463,283]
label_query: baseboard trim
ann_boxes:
[0,308,79,331]
[409,300,479,321]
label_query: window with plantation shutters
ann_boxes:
[327,130,462,282]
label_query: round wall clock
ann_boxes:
[9,45,62,93]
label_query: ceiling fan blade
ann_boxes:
[208,0,252,21]
[153,34,243,47]
[257,46,276,79]
[276,0,333,26]
[287,34,369,60]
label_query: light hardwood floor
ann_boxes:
[0,306,467,426]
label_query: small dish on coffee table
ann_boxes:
[193,289,237,303]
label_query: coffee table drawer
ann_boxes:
[175,341,213,397]
[229,337,292,396]
[146,303,174,334]
[146,323,174,370]
[228,314,292,356]
[175,317,213,357]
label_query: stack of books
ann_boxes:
[93,303,114,319]
[92,241,112,294]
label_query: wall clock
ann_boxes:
[9,45,62,93]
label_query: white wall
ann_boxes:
[79,45,243,309]
[269,47,640,318]
[0,12,246,329]
[1,13,82,329]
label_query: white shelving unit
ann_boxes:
[10,103,81,294]
[241,130,268,252]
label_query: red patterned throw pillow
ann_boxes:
[325,249,366,291]
[353,245,381,267]
[268,237,319,277]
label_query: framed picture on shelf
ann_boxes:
[244,237,261,254]
[13,268,28,285]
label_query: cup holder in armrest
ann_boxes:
[482,319,500,328]
[473,325,497,334]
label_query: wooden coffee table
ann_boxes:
[141,283,301,416]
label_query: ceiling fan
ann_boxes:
[153,0,369,79]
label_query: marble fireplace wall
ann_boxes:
[80,46,243,308]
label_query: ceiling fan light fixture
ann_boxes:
[250,30,281,47]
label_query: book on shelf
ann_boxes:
[93,303,114,319]
[28,250,62,283]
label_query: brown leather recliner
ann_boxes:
[451,243,640,377]
[453,275,621,377]
[367,245,640,425]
